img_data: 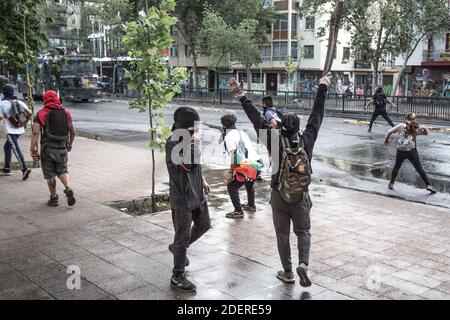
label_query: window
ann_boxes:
[292,13,298,31]
[446,33,450,51]
[185,45,192,57]
[273,41,288,60]
[303,45,314,59]
[260,45,271,60]
[170,45,178,57]
[291,42,298,59]
[274,14,289,32]
[252,72,263,84]
[238,72,247,83]
[305,16,315,30]
[280,73,288,84]
[343,47,350,62]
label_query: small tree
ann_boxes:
[123,0,188,208]
[392,0,449,96]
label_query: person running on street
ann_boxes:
[228,73,331,287]
[0,84,32,180]
[166,107,211,293]
[366,87,396,133]
[30,90,77,207]
[385,112,437,194]
[221,113,262,218]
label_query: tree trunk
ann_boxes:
[323,1,343,76]
[112,62,117,96]
[246,67,252,91]
[148,95,156,211]
[193,52,199,90]
[392,55,408,97]
[372,60,379,94]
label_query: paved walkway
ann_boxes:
[0,133,450,300]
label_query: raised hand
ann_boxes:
[229,78,244,99]
[319,73,332,87]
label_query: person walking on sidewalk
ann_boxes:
[366,87,396,133]
[0,84,32,180]
[228,73,331,287]
[166,107,211,293]
[384,112,437,194]
[221,113,263,218]
[30,90,76,207]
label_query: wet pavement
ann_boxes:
[50,99,450,208]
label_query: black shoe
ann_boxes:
[368,128,372,133]
[1,168,11,175]
[276,271,295,284]
[170,273,196,293]
[64,187,76,206]
[242,204,256,212]
[225,210,244,219]
[296,263,312,287]
[168,244,189,267]
[426,185,437,194]
[388,183,394,190]
[47,195,59,207]
[22,168,31,181]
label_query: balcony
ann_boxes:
[422,50,450,62]
[353,61,371,69]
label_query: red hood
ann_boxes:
[43,90,63,109]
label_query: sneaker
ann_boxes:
[276,271,295,284]
[47,195,59,207]
[388,183,394,190]
[0,168,11,175]
[242,204,256,212]
[296,263,312,287]
[368,128,372,133]
[64,187,76,206]
[426,185,437,194]
[22,168,31,181]
[225,210,244,219]
[168,244,190,267]
[170,273,196,293]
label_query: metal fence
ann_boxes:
[173,88,450,121]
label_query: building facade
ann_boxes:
[169,0,398,94]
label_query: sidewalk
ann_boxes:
[1,133,450,300]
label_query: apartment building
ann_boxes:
[169,0,397,94]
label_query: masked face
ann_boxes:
[281,113,300,137]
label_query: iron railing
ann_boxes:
[173,88,450,121]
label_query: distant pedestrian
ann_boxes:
[221,113,263,218]
[366,87,396,133]
[30,90,77,206]
[0,84,32,180]
[262,95,283,129]
[384,113,437,194]
[229,73,331,288]
[166,107,211,293]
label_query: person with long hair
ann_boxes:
[384,113,437,193]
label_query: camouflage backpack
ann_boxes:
[278,135,311,203]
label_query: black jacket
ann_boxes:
[239,83,328,188]
[165,138,205,211]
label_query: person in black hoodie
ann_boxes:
[228,74,330,287]
[165,107,211,293]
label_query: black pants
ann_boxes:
[270,189,312,273]
[227,179,255,212]
[390,148,430,186]
[171,202,211,275]
[3,134,27,171]
[369,107,395,129]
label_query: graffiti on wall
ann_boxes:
[409,67,450,97]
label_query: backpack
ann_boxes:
[231,130,248,165]
[278,134,311,203]
[396,130,415,152]
[44,108,70,142]
[7,100,28,128]
[373,92,386,108]
[263,106,283,122]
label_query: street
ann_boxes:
[56,99,450,209]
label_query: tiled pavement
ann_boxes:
[0,134,450,300]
